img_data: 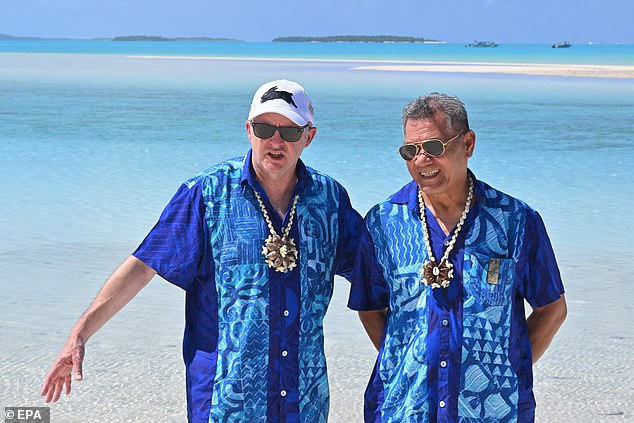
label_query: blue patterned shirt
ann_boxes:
[348,172,564,423]
[133,150,362,423]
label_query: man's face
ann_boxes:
[404,113,474,199]
[247,112,316,181]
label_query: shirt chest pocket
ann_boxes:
[463,252,515,307]
[215,215,265,267]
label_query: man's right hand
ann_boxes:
[38,256,156,403]
[41,335,86,403]
[358,308,388,351]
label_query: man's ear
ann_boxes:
[304,126,317,147]
[465,130,475,158]
[246,120,256,146]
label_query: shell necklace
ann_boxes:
[418,177,474,289]
[253,190,299,273]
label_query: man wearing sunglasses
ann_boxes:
[42,79,362,423]
[348,92,567,422]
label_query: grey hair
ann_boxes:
[402,92,470,135]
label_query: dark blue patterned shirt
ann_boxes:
[348,172,564,423]
[133,150,362,423]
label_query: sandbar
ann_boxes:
[128,55,634,79]
[352,62,634,79]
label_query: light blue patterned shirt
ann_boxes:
[349,172,564,423]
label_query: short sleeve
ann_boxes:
[347,220,390,311]
[518,208,565,307]
[133,181,206,291]
[334,186,364,281]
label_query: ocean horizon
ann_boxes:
[1,43,633,422]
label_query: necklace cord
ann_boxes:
[418,177,474,288]
[253,189,300,273]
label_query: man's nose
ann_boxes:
[413,150,431,164]
[267,129,286,144]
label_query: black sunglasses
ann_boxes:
[398,130,469,160]
[250,121,311,143]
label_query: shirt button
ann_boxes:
[280,390,287,397]
[439,400,446,408]
[283,310,289,317]
[282,350,288,357]
[442,319,449,327]
[444,240,450,246]
[440,360,447,368]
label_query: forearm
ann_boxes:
[528,294,567,363]
[71,255,156,342]
[359,308,388,351]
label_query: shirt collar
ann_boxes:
[240,149,310,196]
[389,168,484,212]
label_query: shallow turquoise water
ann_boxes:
[1,52,633,259]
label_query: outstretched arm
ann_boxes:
[359,308,388,351]
[41,255,156,403]
[528,294,567,364]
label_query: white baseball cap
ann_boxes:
[247,79,315,126]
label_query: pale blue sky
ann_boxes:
[1,0,632,43]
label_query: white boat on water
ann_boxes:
[466,40,498,47]
[552,41,572,48]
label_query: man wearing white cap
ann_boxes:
[41,80,362,422]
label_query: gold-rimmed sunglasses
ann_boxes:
[398,130,469,160]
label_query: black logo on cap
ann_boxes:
[260,86,298,108]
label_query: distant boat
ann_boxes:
[466,40,498,48]
[552,41,572,48]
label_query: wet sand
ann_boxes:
[1,242,632,422]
